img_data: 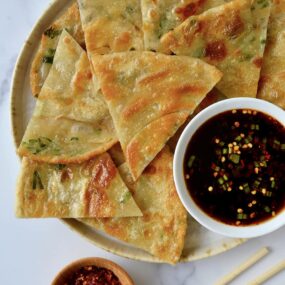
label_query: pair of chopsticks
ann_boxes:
[215,247,285,285]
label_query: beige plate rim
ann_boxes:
[10,0,245,263]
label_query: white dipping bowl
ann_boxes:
[174,98,285,238]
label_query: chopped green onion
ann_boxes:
[44,27,61,39]
[222,148,228,154]
[55,164,66,171]
[237,213,248,219]
[223,174,228,181]
[218,178,224,185]
[264,206,271,213]
[120,191,132,203]
[253,180,260,187]
[187,155,196,168]
[229,154,240,164]
[32,171,44,190]
[70,137,79,141]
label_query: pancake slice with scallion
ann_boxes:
[16,153,142,218]
[257,0,285,109]
[82,147,187,264]
[18,30,117,164]
[141,0,230,52]
[78,0,144,55]
[30,2,84,97]
[160,0,271,98]
[92,51,222,179]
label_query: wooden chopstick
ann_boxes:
[214,247,269,285]
[247,260,285,285]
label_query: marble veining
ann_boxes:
[0,1,284,285]
[0,55,17,105]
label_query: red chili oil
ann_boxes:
[64,265,121,285]
[184,109,285,226]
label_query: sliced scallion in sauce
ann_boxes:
[184,109,285,226]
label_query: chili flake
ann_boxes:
[64,265,122,285]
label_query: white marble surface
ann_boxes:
[0,1,284,284]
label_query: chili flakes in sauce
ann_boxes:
[184,109,285,226]
[64,265,122,285]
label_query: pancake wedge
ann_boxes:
[82,147,187,264]
[161,0,271,98]
[16,153,142,218]
[30,2,84,97]
[141,0,229,51]
[92,51,222,179]
[78,0,144,55]
[257,0,285,109]
[18,31,117,164]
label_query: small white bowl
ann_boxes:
[174,98,285,238]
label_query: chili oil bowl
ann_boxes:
[174,98,285,238]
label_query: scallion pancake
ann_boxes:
[16,153,142,218]
[78,0,144,55]
[141,0,230,51]
[257,0,285,109]
[30,2,84,97]
[161,0,271,98]
[92,51,222,179]
[18,31,117,164]
[82,147,187,264]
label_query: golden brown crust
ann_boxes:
[257,0,285,109]
[19,31,118,164]
[160,0,271,98]
[84,153,118,216]
[16,154,142,218]
[92,51,222,179]
[82,147,187,264]
[30,2,85,97]
[141,0,230,51]
[126,112,189,179]
[78,0,144,55]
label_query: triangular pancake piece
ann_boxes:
[161,0,271,98]
[257,0,285,109]
[18,30,117,164]
[82,147,187,264]
[78,0,144,55]
[92,51,222,179]
[141,0,230,52]
[16,153,142,218]
[30,2,84,97]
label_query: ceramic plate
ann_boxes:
[10,0,245,263]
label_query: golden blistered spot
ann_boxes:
[172,84,205,96]
[84,154,117,216]
[223,13,244,38]
[122,98,149,119]
[138,70,170,85]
